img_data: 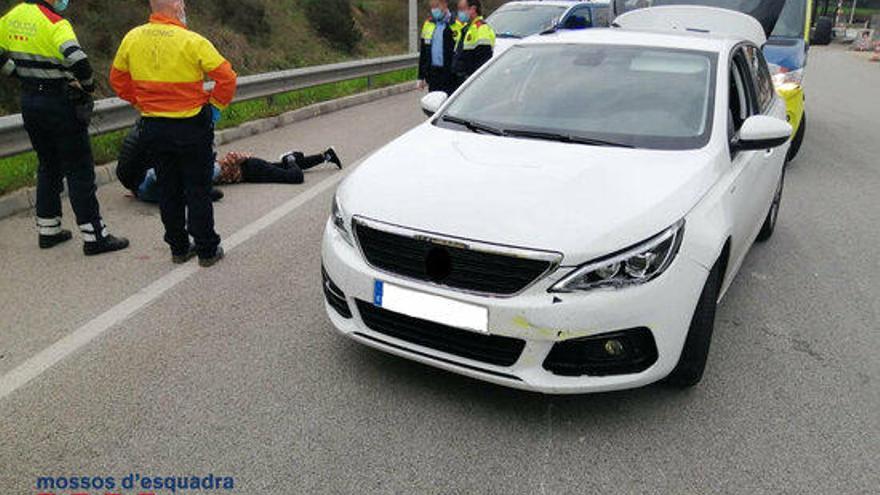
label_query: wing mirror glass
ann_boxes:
[734,115,792,152]
[421,91,448,117]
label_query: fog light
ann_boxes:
[604,339,625,357]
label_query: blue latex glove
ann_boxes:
[210,105,222,125]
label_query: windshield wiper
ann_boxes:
[441,115,506,136]
[496,32,522,39]
[504,129,634,148]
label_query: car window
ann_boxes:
[592,6,612,27]
[438,44,718,150]
[728,48,759,141]
[743,45,775,112]
[562,5,593,29]
[487,5,569,38]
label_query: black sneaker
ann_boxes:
[199,246,224,268]
[83,235,130,256]
[172,244,197,264]
[325,147,342,169]
[209,188,225,202]
[39,230,73,249]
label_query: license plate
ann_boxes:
[374,280,489,333]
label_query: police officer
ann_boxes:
[418,0,457,94]
[110,0,237,267]
[0,0,129,255]
[450,0,496,92]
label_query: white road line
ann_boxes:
[0,170,348,402]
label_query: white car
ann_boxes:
[487,0,612,56]
[322,6,791,394]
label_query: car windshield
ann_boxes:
[487,5,569,38]
[613,0,786,34]
[438,44,717,150]
[770,0,806,39]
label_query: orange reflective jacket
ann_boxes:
[110,14,237,119]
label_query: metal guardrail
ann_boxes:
[0,53,418,159]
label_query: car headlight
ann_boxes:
[550,220,685,293]
[331,195,353,245]
[768,64,804,89]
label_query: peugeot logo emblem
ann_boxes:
[425,246,453,282]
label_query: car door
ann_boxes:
[726,45,767,272]
[560,4,593,29]
[743,43,787,225]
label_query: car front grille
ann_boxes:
[356,300,526,367]
[353,218,559,296]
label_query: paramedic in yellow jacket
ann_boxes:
[110,0,237,268]
[0,0,130,256]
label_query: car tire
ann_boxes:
[786,113,805,163]
[665,261,722,388]
[812,17,833,46]
[756,168,785,242]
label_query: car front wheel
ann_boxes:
[756,169,785,242]
[665,261,722,388]
[786,113,805,163]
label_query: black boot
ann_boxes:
[81,220,130,256]
[324,147,342,169]
[172,243,197,264]
[209,188,224,202]
[37,217,72,249]
[39,230,73,249]
[199,246,224,268]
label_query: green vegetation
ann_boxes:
[0,68,416,196]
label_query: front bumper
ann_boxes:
[321,220,710,394]
[776,84,805,136]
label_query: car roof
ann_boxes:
[517,25,742,54]
[497,0,609,8]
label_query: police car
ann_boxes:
[487,0,612,55]
[322,6,791,394]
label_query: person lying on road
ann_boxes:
[133,149,342,203]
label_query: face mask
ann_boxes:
[457,11,470,23]
[55,0,69,11]
[431,8,444,22]
[178,8,187,25]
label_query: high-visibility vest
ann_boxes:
[0,1,92,88]
[461,17,495,51]
[421,19,436,43]
[451,19,465,43]
[110,14,237,119]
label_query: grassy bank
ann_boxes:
[0,67,416,197]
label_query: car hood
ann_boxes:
[339,124,720,265]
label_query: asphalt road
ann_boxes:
[1,46,877,494]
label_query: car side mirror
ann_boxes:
[733,115,792,152]
[421,91,448,117]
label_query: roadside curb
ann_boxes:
[0,81,417,221]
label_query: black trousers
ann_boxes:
[140,107,220,258]
[21,92,102,230]
[241,158,303,184]
[426,66,454,94]
[239,153,326,184]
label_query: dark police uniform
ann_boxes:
[418,15,460,94]
[450,15,495,92]
[0,0,128,255]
